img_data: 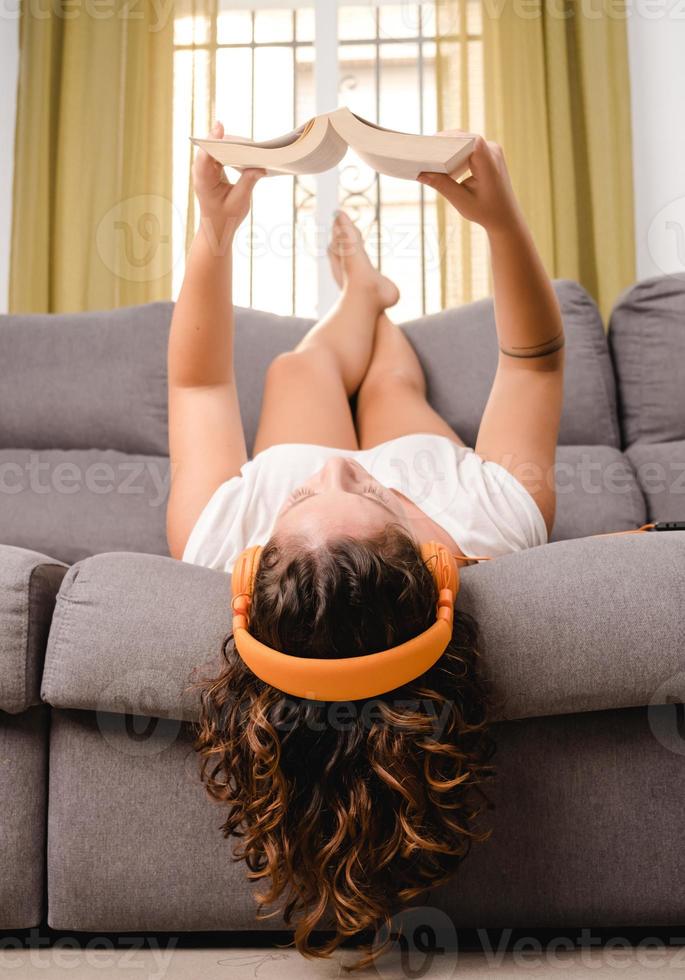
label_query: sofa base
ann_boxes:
[46,703,685,932]
[0,706,49,929]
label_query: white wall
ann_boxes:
[627,13,685,281]
[0,13,19,314]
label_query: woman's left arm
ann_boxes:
[419,138,564,536]
[167,121,264,559]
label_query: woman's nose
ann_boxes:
[319,456,357,489]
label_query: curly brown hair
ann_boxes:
[194,523,495,968]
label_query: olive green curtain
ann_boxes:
[436,0,635,320]
[435,0,489,307]
[173,0,218,256]
[10,0,174,313]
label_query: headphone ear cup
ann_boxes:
[232,545,263,601]
[420,540,459,598]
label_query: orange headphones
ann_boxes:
[230,539,490,701]
[230,522,665,702]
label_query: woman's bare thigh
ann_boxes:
[252,349,359,456]
[355,374,466,450]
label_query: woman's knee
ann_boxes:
[266,348,338,386]
[357,367,426,409]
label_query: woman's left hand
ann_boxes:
[418,133,523,235]
[193,120,265,230]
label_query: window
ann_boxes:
[173,0,486,321]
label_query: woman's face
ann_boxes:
[273,456,415,545]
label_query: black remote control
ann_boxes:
[652,521,685,531]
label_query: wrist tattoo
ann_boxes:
[499,331,565,359]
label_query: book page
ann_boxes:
[328,107,474,179]
[194,122,309,151]
[191,117,347,176]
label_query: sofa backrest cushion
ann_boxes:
[625,440,685,524]
[551,446,646,540]
[0,303,171,456]
[0,282,632,562]
[609,275,685,447]
[0,545,67,713]
[402,280,621,450]
[235,282,621,454]
[0,284,617,460]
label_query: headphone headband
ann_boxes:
[230,540,459,701]
[229,522,661,700]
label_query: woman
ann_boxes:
[167,122,564,965]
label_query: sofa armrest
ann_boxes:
[41,534,685,723]
[0,545,67,714]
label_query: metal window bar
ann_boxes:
[459,0,472,301]
[418,3,426,315]
[175,5,482,317]
[291,9,297,315]
[374,5,381,273]
[173,34,482,52]
[249,9,256,309]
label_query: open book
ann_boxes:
[191,106,474,181]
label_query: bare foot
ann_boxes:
[327,211,400,310]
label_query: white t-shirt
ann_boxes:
[182,433,548,574]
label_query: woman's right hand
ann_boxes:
[418,134,523,235]
[193,120,265,232]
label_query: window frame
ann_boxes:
[174,0,484,317]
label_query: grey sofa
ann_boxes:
[1,277,684,937]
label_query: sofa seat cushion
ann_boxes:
[0,449,169,565]
[0,446,644,564]
[626,440,685,524]
[609,275,685,447]
[42,532,685,724]
[0,545,67,714]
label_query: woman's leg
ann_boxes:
[355,312,467,450]
[252,213,399,455]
